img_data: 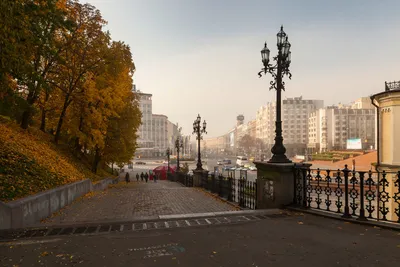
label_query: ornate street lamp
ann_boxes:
[258,25,292,163]
[192,114,207,170]
[166,147,171,172]
[175,137,183,171]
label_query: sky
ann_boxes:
[86,0,400,137]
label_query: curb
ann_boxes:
[287,206,400,232]
[10,209,282,232]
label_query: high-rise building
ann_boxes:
[133,85,171,158]
[256,96,324,156]
[152,114,168,156]
[135,88,154,157]
[308,100,375,152]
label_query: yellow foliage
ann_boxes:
[0,123,85,182]
[0,120,105,201]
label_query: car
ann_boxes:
[135,161,146,165]
[217,160,223,165]
[223,159,232,165]
[236,156,249,167]
[223,165,233,171]
[249,166,257,171]
[162,160,168,164]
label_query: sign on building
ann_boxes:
[346,138,362,150]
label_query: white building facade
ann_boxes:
[308,98,376,152]
[134,85,171,158]
[256,96,324,156]
[152,114,168,156]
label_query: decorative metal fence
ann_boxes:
[203,173,257,210]
[168,170,257,209]
[168,172,194,187]
[293,165,400,223]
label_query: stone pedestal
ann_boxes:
[193,170,208,187]
[253,161,295,209]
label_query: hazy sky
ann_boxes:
[87,0,400,137]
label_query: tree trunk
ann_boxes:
[40,90,50,132]
[20,90,36,129]
[54,94,70,144]
[74,137,81,157]
[92,146,101,173]
[40,108,46,132]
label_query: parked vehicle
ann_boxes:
[135,161,146,165]
[249,166,257,171]
[236,156,249,167]
[217,160,223,165]
[223,165,233,171]
[223,159,231,165]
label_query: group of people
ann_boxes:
[125,172,159,183]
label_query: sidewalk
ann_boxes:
[41,181,237,226]
[1,212,399,266]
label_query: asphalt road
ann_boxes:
[1,212,399,266]
[122,157,258,181]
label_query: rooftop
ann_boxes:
[308,151,377,171]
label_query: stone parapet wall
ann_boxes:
[0,177,118,230]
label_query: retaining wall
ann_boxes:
[0,177,118,230]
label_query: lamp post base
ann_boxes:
[267,154,292,164]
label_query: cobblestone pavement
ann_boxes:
[42,181,237,226]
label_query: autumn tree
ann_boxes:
[49,1,109,143]
[1,0,142,176]
[15,0,71,129]
[1,0,69,124]
[101,92,141,171]
[238,134,256,154]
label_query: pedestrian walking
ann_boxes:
[136,173,139,182]
[144,172,149,183]
[153,173,157,183]
[125,172,130,184]
[140,172,144,182]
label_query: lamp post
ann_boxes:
[193,114,207,171]
[258,25,292,163]
[166,147,171,172]
[175,137,183,171]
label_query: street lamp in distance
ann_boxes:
[175,137,183,171]
[166,147,171,172]
[193,114,207,171]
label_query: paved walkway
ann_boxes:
[42,181,236,226]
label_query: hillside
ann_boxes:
[0,117,109,202]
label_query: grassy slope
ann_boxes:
[0,118,110,202]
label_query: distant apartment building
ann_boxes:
[167,121,179,152]
[247,119,257,139]
[135,87,154,157]
[256,96,324,156]
[152,114,168,156]
[308,97,375,152]
[133,85,173,158]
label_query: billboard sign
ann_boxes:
[229,132,235,147]
[346,138,362,150]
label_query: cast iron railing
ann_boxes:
[205,173,257,209]
[169,172,194,187]
[293,164,400,223]
[385,81,400,91]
